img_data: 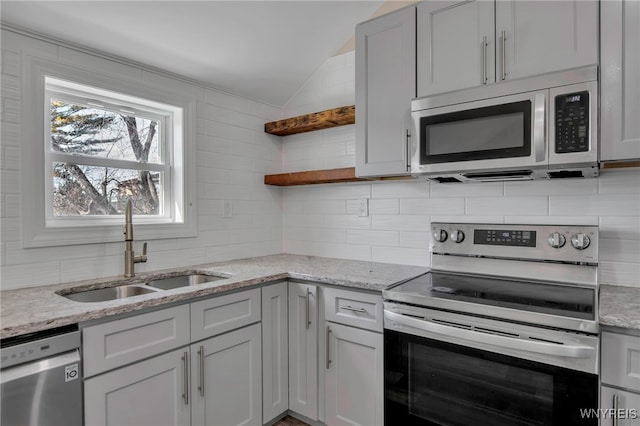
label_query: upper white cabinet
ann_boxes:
[600,0,640,161]
[417,1,495,96]
[417,0,599,97]
[355,5,416,177]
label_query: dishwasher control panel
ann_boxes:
[0,327,80,368]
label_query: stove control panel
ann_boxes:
[431,223,598,264]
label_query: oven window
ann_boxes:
[385,329,597,426]
[419,100,532,164]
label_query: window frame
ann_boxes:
[22,55,197,247]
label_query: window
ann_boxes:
[45,77,178,225]
[22,56,196,247]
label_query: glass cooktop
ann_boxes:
[384,272,595,321]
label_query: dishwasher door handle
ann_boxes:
[0,350,80,384]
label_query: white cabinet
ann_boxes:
[262,282,289,423]
[417,0,598,97]
[191,323,262,426]
[355,5,415,177]
[600,386,640,426]
[324,323,383,426]
[600,0,640,161]
[83,288,262,426]
[288,281,319,420]
[417,0,495,96]
[84,348,191,426]
[322,287,384,426]
[600,331,640,425]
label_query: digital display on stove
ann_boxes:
[474,229,536,247]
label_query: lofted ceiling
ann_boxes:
[0,1,394,106]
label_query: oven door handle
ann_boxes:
[384,310,594,359]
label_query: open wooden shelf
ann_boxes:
[264,167,369,186]
[264,105,355,136]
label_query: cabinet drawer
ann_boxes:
[602,332,640,391]
[191,288,261,342]
[323,287,383,332]
[83,304,190,377]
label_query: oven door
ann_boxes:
[384,307,598,426]
[411,90,547,176]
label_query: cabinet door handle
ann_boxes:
[305,288,311,329]
[198,345,205,397]
[326,325,332,369]
[501,30,507,80]
[405,129,411,171]
[613,394,619,426]
[181,351,189,405]
[482,36,488,85]
[340,305,367,313]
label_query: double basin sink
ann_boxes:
[61,273,229,303]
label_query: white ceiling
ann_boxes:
[0,1,386,106]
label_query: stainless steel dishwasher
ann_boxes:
[1,325,82,426]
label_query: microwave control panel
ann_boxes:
[555,91,589,153]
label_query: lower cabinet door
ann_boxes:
[600,386,640,426]
[191,323,262,426]
[84,348,191,426]
[324,322,383,426]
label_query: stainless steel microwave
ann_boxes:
[411,67,598,182]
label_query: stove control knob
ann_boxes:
[547,232,566,248]
[433,229,448,243]
[450,230,465,243]
[571,233,591,250]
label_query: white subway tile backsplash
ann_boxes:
[599,217,640,240]
[285,227,346,244]
[1,261,61,290]
[504,216,598,226]
[467,197,549,216]
[504,178,597,196]
[431,182,504,198]
[372,180,429,199]
[370,199,400,215]
[372,215,431,232]
[400,198,465,215]
[599,238,640,263]
[399,232,431,249]
[371,246,429,267]
[550,194,640,217]
[346,229,399,246]
[598,169,640,194]
[323,214,371,229]
[599,261,640,288]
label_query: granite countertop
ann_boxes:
[599,284,640,332]
[0,254,428,339]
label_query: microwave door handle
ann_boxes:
[533,93,546,163]
[384,310,594,359]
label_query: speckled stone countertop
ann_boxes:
[599,284,640,332]
[0,254,428,339]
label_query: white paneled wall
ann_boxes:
[0,29,283,290]
[281,51,640,287]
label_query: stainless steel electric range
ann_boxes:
[383,222,599,426]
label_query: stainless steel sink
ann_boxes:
[146,274,227,290]
[62,284,161,303]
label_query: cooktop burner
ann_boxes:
[386,272,595,321]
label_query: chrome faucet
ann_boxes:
[124,199,148,277]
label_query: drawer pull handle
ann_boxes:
[340,305,366,313]
[613,394,619,426]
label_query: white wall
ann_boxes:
[0,29,283,290]
[281,51,640,288]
